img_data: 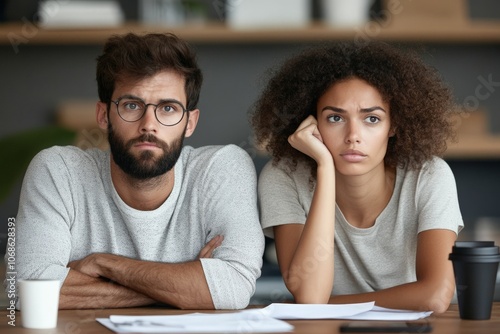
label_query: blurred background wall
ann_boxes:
[1,0,500,303]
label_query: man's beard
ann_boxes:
[108,123,185,180]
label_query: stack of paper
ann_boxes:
[97,302,433,333]
[38,1,125,28]
[98,309,293,333]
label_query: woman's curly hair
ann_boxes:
[250,41,456,177]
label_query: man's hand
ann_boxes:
[68,253,104,278]
[60,267,155,309]
[198,235,224,259]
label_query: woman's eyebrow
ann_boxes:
[360,106,387,113]
[321,106,344,113]
[321,106,386,113]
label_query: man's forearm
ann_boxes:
[59,269,155,309]
[94,254,214,309]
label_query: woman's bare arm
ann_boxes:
[275,116,336,303]
[328,229,457,313]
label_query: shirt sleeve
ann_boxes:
[7,148,74,304]
[258,160,309,238]
[198,145,265,309]
[416,157,464,235]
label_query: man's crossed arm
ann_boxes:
[60,236,223,309]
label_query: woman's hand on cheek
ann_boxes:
[288,115,333,166]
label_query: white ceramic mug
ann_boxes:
[18,279,60,329]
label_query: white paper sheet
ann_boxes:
[340,306,433,320]
[262,303,432,321]
[262,301,375,319]
[97,309,293,333]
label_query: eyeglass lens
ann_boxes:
[117,99,185,126]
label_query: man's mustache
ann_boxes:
[126,134,168,150]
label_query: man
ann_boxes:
[11,33,264,310]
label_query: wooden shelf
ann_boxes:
[445,111,500,159]
[1,20,500,45]
[445,136,500,159]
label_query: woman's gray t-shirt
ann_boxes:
[259,157,463,295]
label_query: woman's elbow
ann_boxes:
[283,272,333,304]
[425,280,455,314]
[286,280,331,304]
[427,297,451,314]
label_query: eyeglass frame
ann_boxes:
[110,96,189,127]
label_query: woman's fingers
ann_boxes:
[288,115,332,165]
[295,115,317,131]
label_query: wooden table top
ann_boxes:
[1,302,499,333]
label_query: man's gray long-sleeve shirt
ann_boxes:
[12,144,264,309]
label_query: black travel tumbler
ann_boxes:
[449,241,500,320]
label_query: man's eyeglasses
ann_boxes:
[111,97,187,126]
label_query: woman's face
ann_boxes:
[316,77,394,177]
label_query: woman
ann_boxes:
[251,41,463,313]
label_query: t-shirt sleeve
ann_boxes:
[416,157,464,235]
[7,148,74,303]
[258,161,308,238]
[197,145,265,309]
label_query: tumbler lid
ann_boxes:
[449,253,500,263]
[455,241,494,247]
[452,241,499,255]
